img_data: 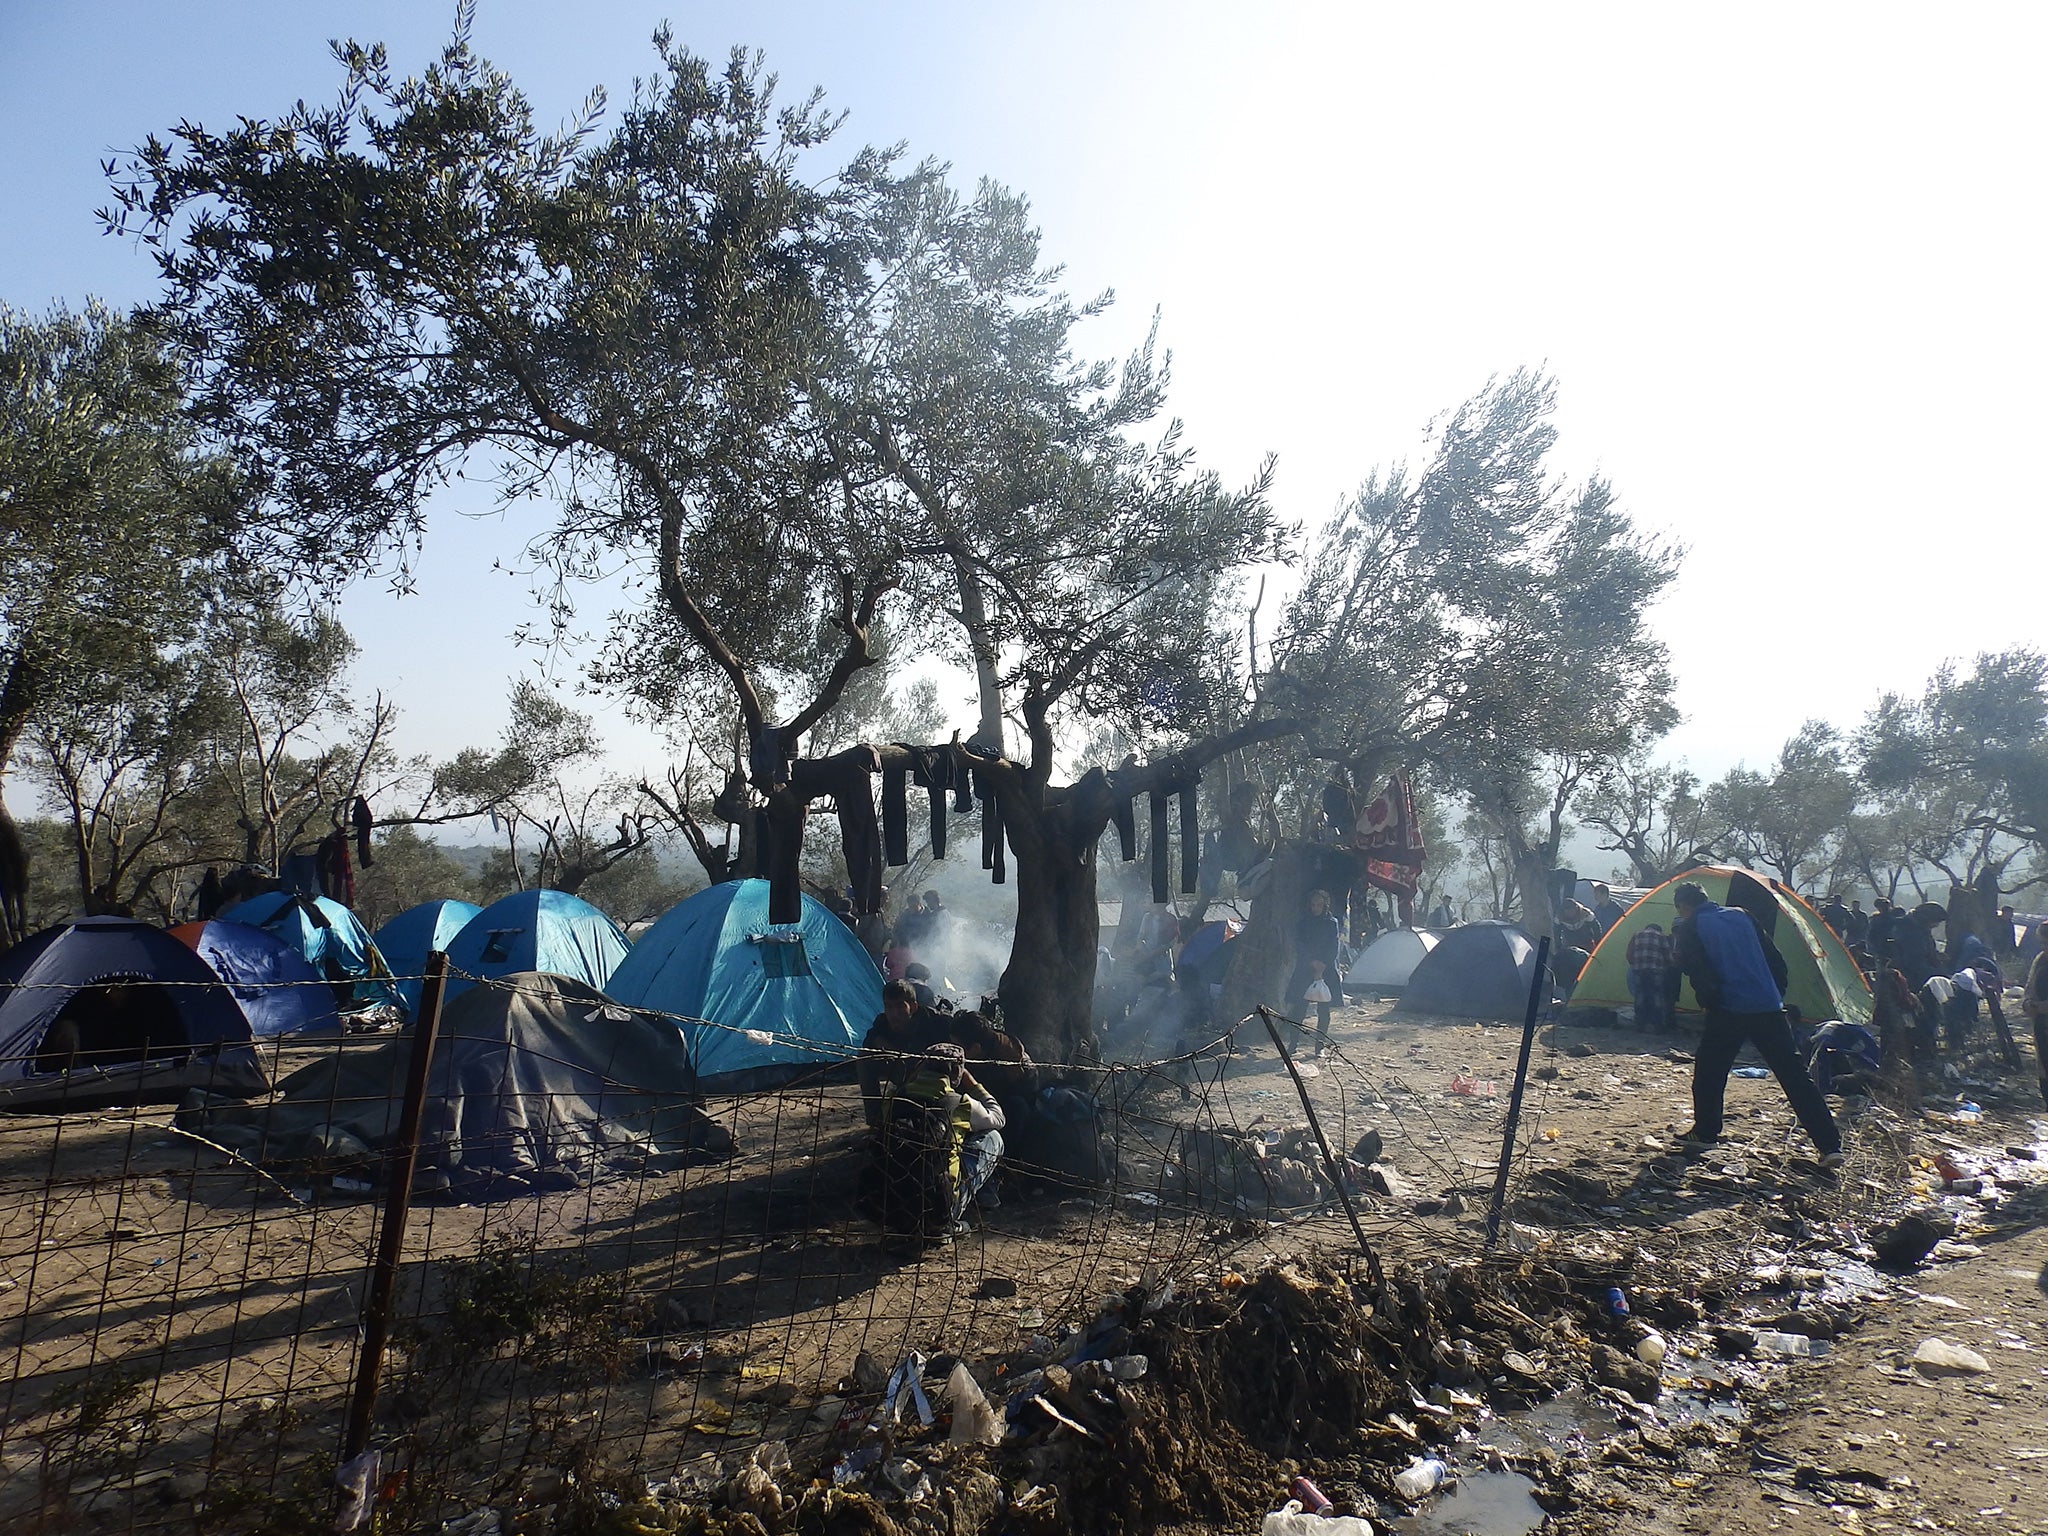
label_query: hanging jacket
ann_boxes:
[901,745,955,860]
[351,796,376,869]
[1109,786,1137,862]
[749,725,793,789]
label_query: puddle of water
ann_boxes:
[1660,1389,1748,1426]
[1471,1391,1619,1454]
[1387,1470,1547,1536]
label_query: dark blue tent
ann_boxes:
[607,879,880,1088]
[0,917,265,1107]
[1392,920,1548,1020]
[373,899,482,1015]
[442,890,628,1001]
[218,892,401,1012]
[169,920,342,1037]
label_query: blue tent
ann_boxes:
[607,879,882,1088]
[219,892,401,1012]
[170,920,343,1037]
[442,890,628,1001]
[373,899,483,1015]
[0,917,266,1106]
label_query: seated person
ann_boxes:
[860,979,956,1129]
[874,1042,1006,1232]
[901,961,940,1010]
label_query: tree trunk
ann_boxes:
[1516,850,1557,938]
[951,560,1007,754]
[993,783,1103,1065]
[1217,841,1321,1027]
[1944,883,1995,962]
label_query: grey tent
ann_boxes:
[1392,921,1548,1020]
[191,972,733,1199]
[1347,928,1441,994]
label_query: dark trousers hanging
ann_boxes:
[1111,793,1137,861]
[764,808,803,925]
[841,787,885,915]
[1149,791,1170,904]
[976,768,1006,884]
[1179,780,1200,894]
[882,765,910,867]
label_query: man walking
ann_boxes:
[1669,883,1844,1167]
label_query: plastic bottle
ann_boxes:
[1392,1457,1448,1501]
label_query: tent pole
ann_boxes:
[1485,936,1551,1250]
[341,949,449,1475]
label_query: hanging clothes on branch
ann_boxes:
[1178,773,1201,894]
[1148,790,1171,904]
[902,745,956,860]
[759,806,804,925]
[1108,779,1137,862]
[749,725,794,789]
[881,762,910,867]
[791,747,885,918]
[972,762,1006,885]
[1357,770,1427,927]
[351,797,375,869]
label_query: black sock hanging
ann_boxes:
[1149,790,1170,904]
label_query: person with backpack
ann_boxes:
[1669,882,1844,1168]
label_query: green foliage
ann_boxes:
[1271,369,1681,926]
[1708,721,1860,890]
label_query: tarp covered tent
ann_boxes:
[373,899,483,1015]
[1570,865,1874,1025]
[0,917,266,1107]
[1393,921,1545,1020]
[1348,928,1441,992]
[607,879,881,1088]
[218,892,401,1012]
[442,890,628,1001]
[168,920,342,1037]
[191,972,732,1198]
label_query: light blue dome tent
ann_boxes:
[373,899,483,1015]
[606,879,883,1090]
[217,892,402,1013]
[441,890,629,1001]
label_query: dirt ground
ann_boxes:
[1,993,2044,1533]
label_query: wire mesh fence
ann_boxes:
[0,961,1909,1532]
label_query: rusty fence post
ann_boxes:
[341,949,449,1467]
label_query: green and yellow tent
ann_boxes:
[1571,866,1872,1026]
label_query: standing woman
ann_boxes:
[2023,923,2048,1108]
[1286,889,1342,1056]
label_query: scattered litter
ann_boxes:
[1263,1500,1374,1535]
[1448,1074,1496,1097]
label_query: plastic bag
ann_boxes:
[1262,1500,1375,1536]
[1303,979,1333,1004]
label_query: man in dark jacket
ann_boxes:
[1889,903,1945,987]
[1670,883,1843,1166]
[1285,889,1342,1055]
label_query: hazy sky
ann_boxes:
[5,2,2044,792]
